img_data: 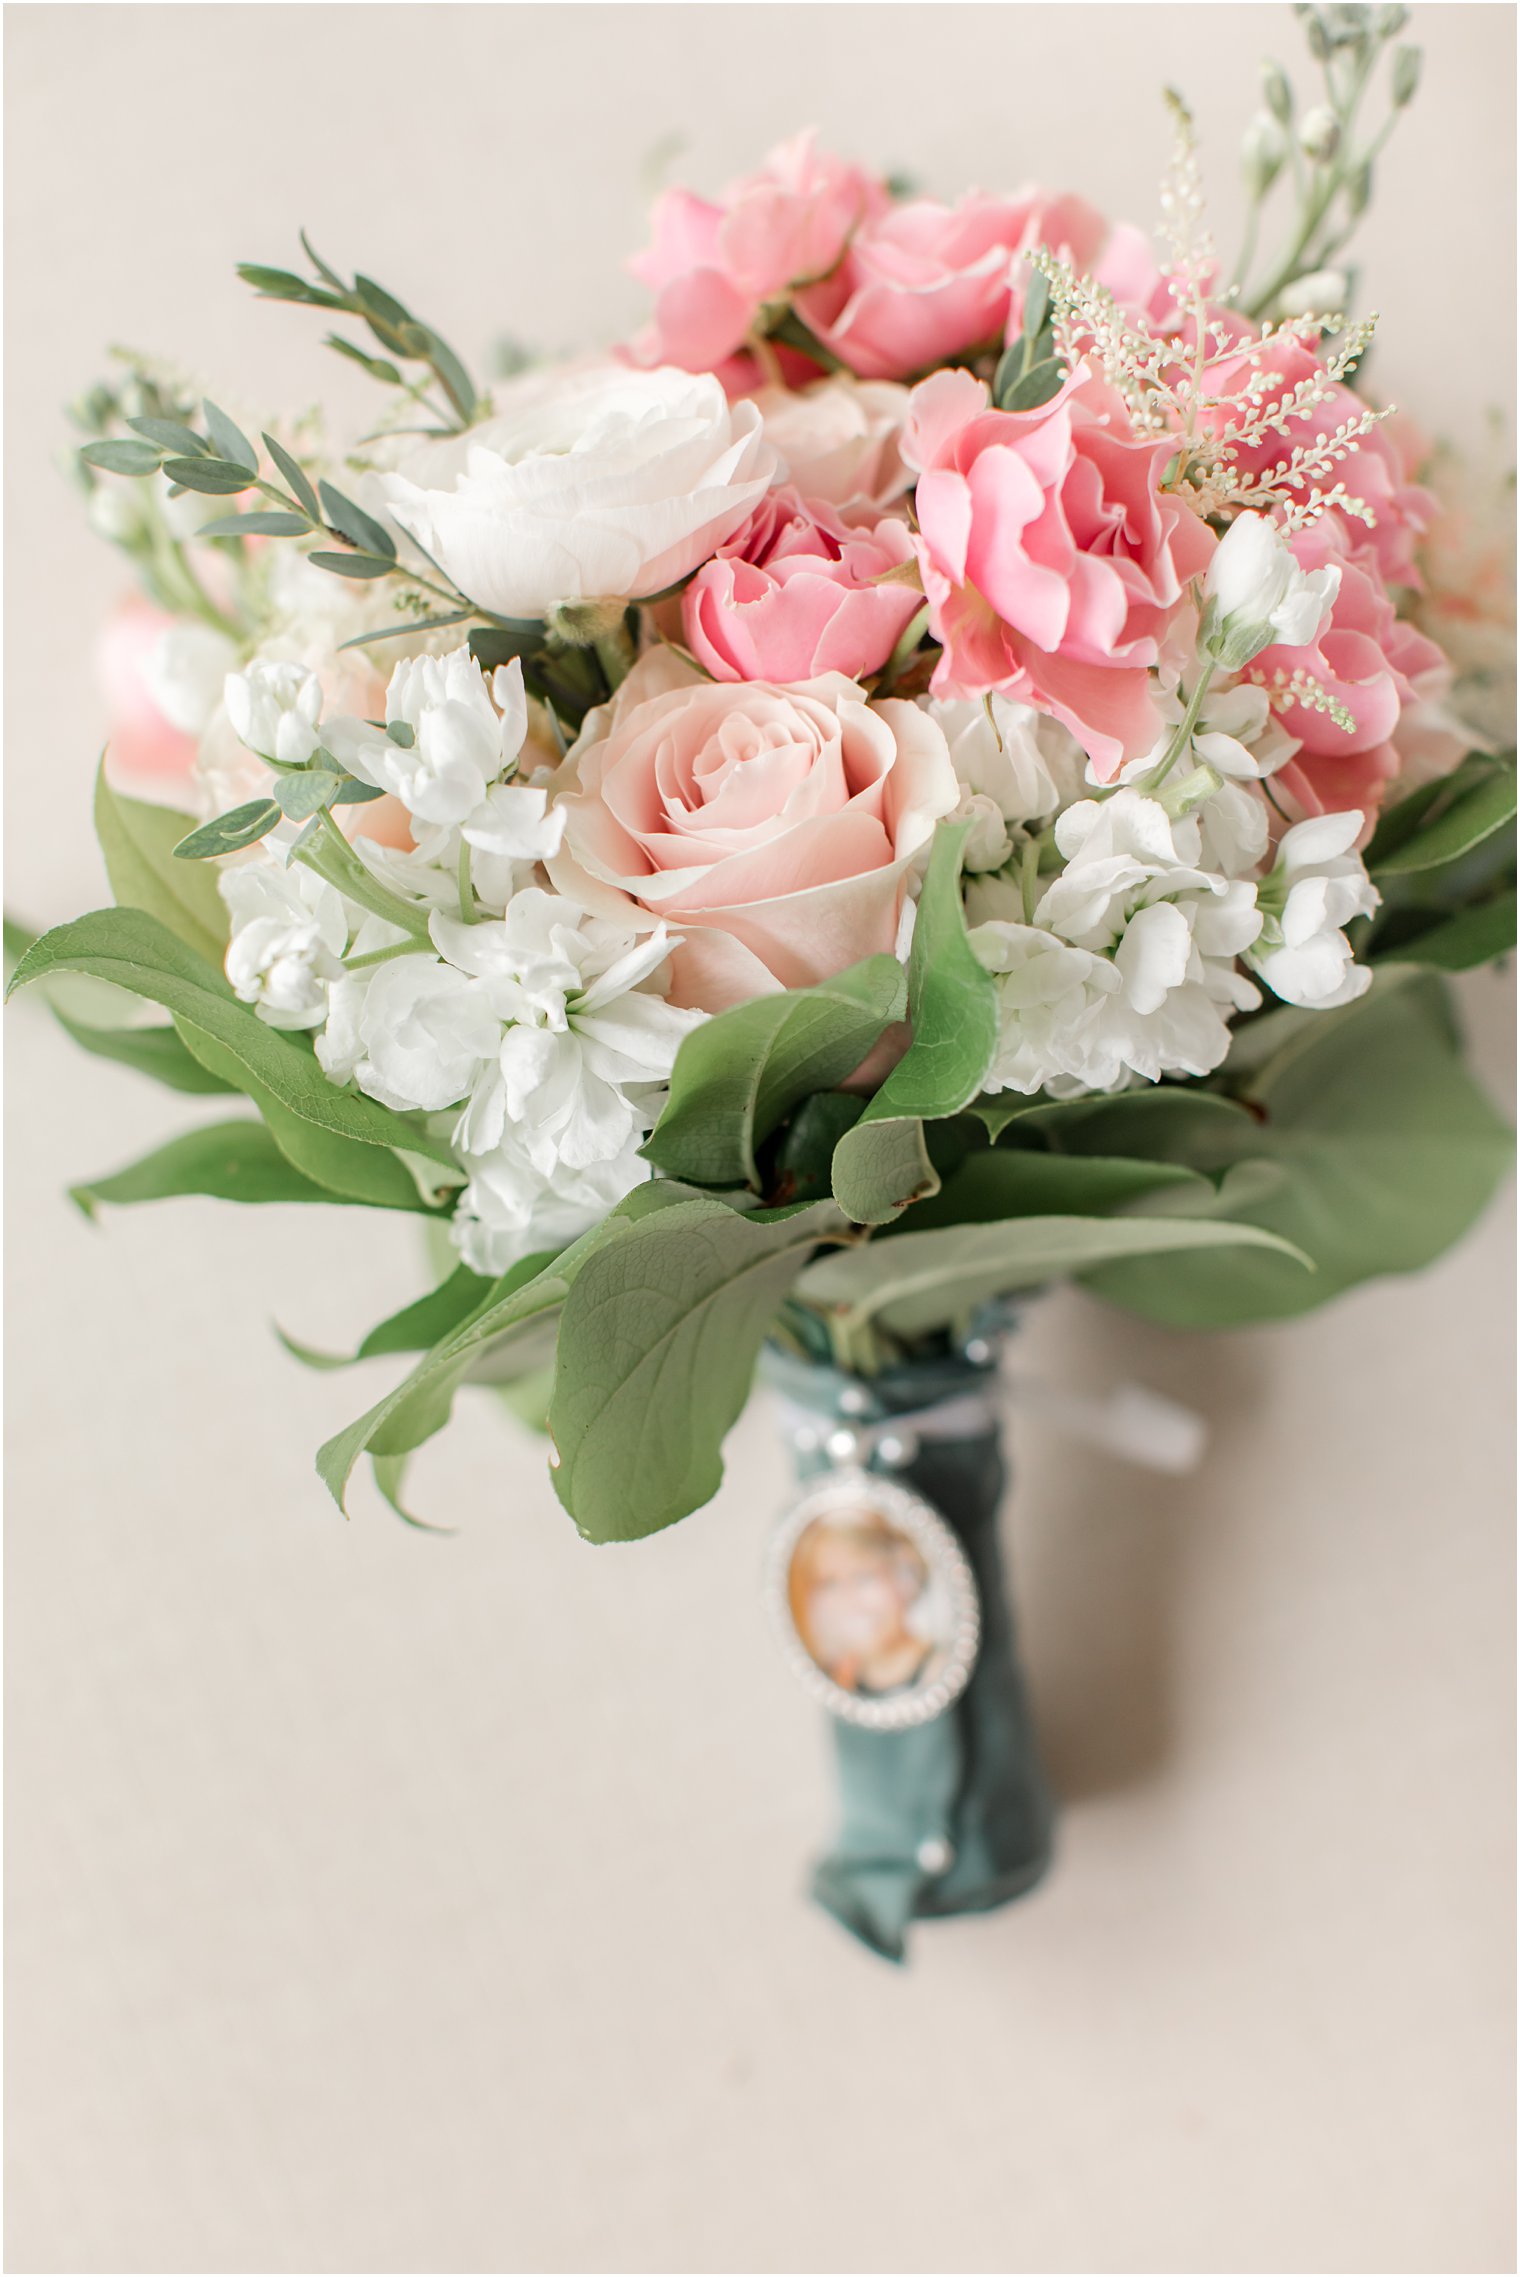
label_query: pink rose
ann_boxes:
[97,598,200,782]
[904,365,1215,777]
[795,190,1110,381]
[1200,332,1435,586]
[1251,519,1461,825]
[682,486,921,684]
[626,132,888,373]
[750,377,914,513]
[547,648,958,1010]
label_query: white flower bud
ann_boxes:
[1274,267,1349,319]
[224,660,324,767]
[87,482,146,545]
[1262,60,1294,122]
[1392,43,1421,105]
[1242,110,1288,197]
[1298,104,1342,162]
[1202,512,1342,669]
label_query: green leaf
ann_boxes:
[831,821,998,1224]
[274,771,342,821]
[338,610,473,653]
[201,400,257,471]
[261,431,320,521]
[279,1263,493,1371]
[1371,759,1517,876]
[468,622,547,669]
[330,779,387,806]
[126,416,208,456]
[7,908,460,1173]
[794,1214,1306,1344]
[317,480,396,561]
[1084,974,1513,1326]
[172,799,282,858]
[771,1091,865,1206]
[238,263,345,310]
[197,510,309,538]
[70,1120,332,1217]
[1363,752,1502,866]
[895,1148,1211,1232]
[1371,888,1517,972]
[549,1198,848,1541]
[80,438,163,476]
[308,550,395,581]
[94,767,230,965]
[324,335,404,385]
[172,1020,438,1213]
[161,456,256,496]
[421,330,478,424]
[642,955,906,1190]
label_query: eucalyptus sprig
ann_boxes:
[238,234,479,431]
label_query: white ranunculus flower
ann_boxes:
[224,660,324,767]
[1202,511,1341,670]
[451,1132,652,1277]
[141,622,240,735]
[341,954,504,1114]
[1246,810,1379,1007]
[380,362,777,619]
[221,862,348,1029]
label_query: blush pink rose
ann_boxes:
[1251,518,1461,826]
[626,132,889,373]
[750,377,914,513]
[96,598,203,782]
[1199,332,1436,586]
[547,647,958,1009]
[904,364,1215,777]
[682,486,922,684]
[795,189,1111,381]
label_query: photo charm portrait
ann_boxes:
[8,0,1512,1958]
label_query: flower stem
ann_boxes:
[1147,664,1216,793]
[295,810,433,943]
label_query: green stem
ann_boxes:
[296,810,434,943]
[1147,665,1216,794]
[343,935,427,972]
[457,836,478,924]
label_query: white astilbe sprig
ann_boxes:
[1158,86,1215,314]
[1245,662,1359,737]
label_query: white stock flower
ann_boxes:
[323,650,530,830]
[222,862,348,1030]
[451,1134,652,1277]
[928,694,1082,870]
[429,890,702,1174]
[329,954,504,1114]
[141,622,240,735]
[380,362,777,619]
[224,660,324,766]
[1203,511,1341,670]
[1246,811,1379,1007]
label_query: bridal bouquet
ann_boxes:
[12,7,1511,1933]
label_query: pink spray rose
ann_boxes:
[1199,331,1435,586]
[547,647,958,1010]
[904,365,1215,777]
[795,189,1110,381]
[1250,518,1462,825]
[682,486,922,684]
[626,132,888,373]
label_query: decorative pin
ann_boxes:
[765,1466,980,1731]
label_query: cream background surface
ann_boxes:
[4,6,1515,2272]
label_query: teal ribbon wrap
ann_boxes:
[763,1340,1054,1963]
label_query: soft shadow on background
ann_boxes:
[5,7,1515,2273]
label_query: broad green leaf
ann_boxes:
[1370,889,1517,972]
[278,1263,494,1371]
[1085,974,1513,1326]
[1372,759,1517,875]
[126,416,207,456]
[795,1213,1306,1344]
[549,1198,849,1542]
[642,955,906,1190]
[370,1451,451,1533]
[70,1120,330,1217]
[274,772,342,821]
[772,1091,865,1206]
[894,1148,1211,1232]
[93,766,230,965]
[831,821,998,1224]
[7,908,460,1171]
[172,1020,439,1212]
[172,799,281,858]
[6,908,234,1094]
